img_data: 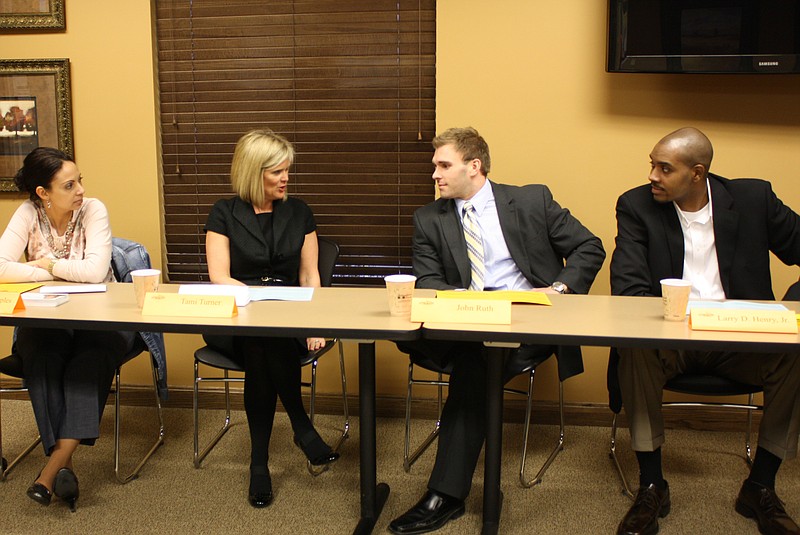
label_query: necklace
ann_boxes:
[36,203,76,259]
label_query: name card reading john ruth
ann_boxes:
[411,297,511,324]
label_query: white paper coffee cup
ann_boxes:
[660,278,692,321]
[131,269,161,308]
[384,274,416,317]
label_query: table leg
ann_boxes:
[482,344,507,535]
[0,395,5,479]
[354,341,389,535]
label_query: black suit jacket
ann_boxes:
[411,181,606,379]
[611,173,800,300]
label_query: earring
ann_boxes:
[46,200,51,209]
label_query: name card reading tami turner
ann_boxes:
[411,297,511,324]
[142,293,238,318]
[690,308,798,334]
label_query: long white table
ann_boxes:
[422,294,800,535]
[5,288,799,534]
[0,283,422,535]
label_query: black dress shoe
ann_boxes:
[248,471,274,508]
[293,429,340,466]
[617,482,671,535]
[54,467,79,513]
[388,490,465,534]
[26,481,52,506]
[735,479,800,535]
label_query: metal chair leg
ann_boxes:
[519,375,565,488]
[403,363,446,472]
[0,434,41,482]
[114,356,165,484]
[745,393,754,465]
[193,364,236,468]
[609,412,635,499]
[306,339,350,476]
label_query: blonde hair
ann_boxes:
[230,129,295,206]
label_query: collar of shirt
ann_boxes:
[455,179,493,219]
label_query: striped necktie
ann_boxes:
[462,201,485,291]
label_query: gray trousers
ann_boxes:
[17,327,136,455]
[618,347,800,460]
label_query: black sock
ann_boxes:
[636,448,666,489]
[748,447,781,490]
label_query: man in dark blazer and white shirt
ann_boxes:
[389,127,605,534]
[611,127,800,535]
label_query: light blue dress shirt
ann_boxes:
[455,180,533,291]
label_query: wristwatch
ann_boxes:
[550,281,570,294]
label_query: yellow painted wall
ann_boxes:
[2,2,799,404]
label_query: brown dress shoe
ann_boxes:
[617,483,671,535]
[735,479,800,535]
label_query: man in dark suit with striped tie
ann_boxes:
[389,127,605,534]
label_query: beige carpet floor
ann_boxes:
[1,399,798,534]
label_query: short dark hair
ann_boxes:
[432,127,491,176]
[14,147,74,201]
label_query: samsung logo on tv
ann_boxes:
[758,61,780,66]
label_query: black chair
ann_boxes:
[0,239,165,484]
[608,347,763,499]
[402,346,564,488]
[783,280,800,301]
[609,284,800,497]
[192,236,349,475]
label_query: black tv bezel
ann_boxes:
[607,0,800,74]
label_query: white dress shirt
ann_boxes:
[673,180,724,299]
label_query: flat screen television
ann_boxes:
[607,0,800,73]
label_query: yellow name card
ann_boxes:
[690,308,798,334]
[142,293,237,318]
[411,297,511,324]
[0,292,25,315]
[436,290,552,306]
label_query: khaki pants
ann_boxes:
[617,348,800,460]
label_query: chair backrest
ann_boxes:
[783,280,800,301]
[111,237,152,283]
[317,236,340,288]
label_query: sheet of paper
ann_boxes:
[686,300,788,312]
[40,284,107,294]
[436,290,552,306]
[249,287,314,302]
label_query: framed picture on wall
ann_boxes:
[0,59,73,192]
[0,0,65,31]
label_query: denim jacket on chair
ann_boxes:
[112,237,169,400]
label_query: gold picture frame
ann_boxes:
[0,0,65,31]
[0,59,73,192]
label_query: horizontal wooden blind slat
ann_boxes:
[156,0,435,285]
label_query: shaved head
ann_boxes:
[656,127,714,176]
